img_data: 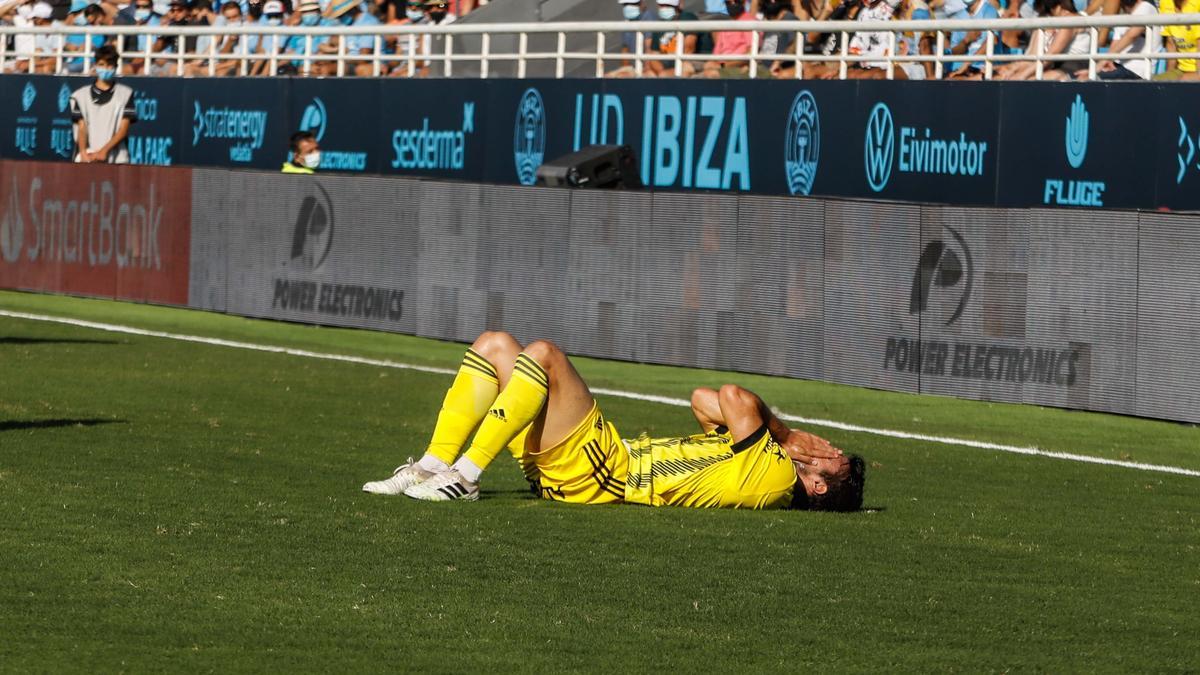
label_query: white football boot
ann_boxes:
[362,458,437,495]
[403,469,479,502]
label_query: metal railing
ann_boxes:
[2,15,1200,80]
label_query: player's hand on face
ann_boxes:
[783,429,842,465]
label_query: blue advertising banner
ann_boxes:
[378,78,488,181]
[995,83,1156,210]
[180,77,287,170]
[852,80,1000,206]
[0,74,1192,211]
[0,76,87,162]
[289,78,380,174]
[483,79,602,187]
[1152,83,1200,211]
[124,77,184,166]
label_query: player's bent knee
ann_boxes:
[718,384,756,410]
[521,339,563,369]
[473,330,520,359]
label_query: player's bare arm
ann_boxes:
[690,385,842,464]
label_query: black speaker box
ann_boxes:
[535,144,641,189]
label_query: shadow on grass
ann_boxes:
[0,419,125,432]
[0,337,119,346]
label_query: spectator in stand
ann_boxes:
[1079,0,1156,80]
[645,0,702,77]
[702,0,756,78]
[318,0,381,76]
[758,0,798,77]
[414,0,455,76]
[945,0,1001,79]
[995,0,1090,80]
[114,0,161,74]
[0,0,38,73]
[809,0,915,79]
[604,0,655,77]
[248,0,287,74]
[384,0,426,76]
[282,0,331,75]
[282,130,320,173]
[1159,0,1200,80]
[28,1,63,74]
[70,45,136,163]
[206,0,252,75]
[794,0,836,60]
[63,1,110,74]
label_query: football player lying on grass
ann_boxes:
[363,331,865,510]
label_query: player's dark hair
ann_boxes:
[94,45,119,66]
[792,454,866,512]
[290,131,315,155]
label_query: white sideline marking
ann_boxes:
[3,308,1198,479]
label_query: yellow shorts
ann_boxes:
[518,402,628,505]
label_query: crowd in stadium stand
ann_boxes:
[1,0,1197,79]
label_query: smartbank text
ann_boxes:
[1,177,167,269]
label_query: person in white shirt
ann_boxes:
[1083,0,1157,79]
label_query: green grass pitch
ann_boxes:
[1,290,1197,672]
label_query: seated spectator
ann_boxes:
[205,0,253,75]
[0,0,38,73]
[29,1,63,74]
[383,0,427,77]
[795,0,836,58]
[757,0,797,77]
[63,1,110,74]
[319,0,382,76]
[604,0,655,77]
[811,0,915,80]
[946,0,1000,79]
[702,0,755,78]
[415,0,456,76]
[281,0,332,75]
[1158,0,1200,80]
[644,0,703,77]
[148,0,194,75]
[995,0,1090,80]
[248,0,287,75]
[114,0,161,75]
[1081,0,1156,80]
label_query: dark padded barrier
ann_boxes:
[167,167,1200,423]
[5,76,1200,211]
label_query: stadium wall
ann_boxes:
[3,159,1199,424]
[3,75,1200,210]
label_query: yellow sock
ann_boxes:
[424,349,499,465]
[462,353,548,472]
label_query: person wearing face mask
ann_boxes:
[113,0,160,72]
[282,131,321,174]
[63,2,110,74]
[318,0,380,76]
[616,0,653,62]
[248,0,286,73]
[70,45,137,163]
[702,0,755,77]
[645,0,703,76]
[283,0,332,74]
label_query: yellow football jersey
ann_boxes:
[1161,0,1200,72]
[623,426,797,509]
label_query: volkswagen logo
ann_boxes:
[864,102,894,193]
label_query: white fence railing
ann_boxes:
[3,15,1200,80]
